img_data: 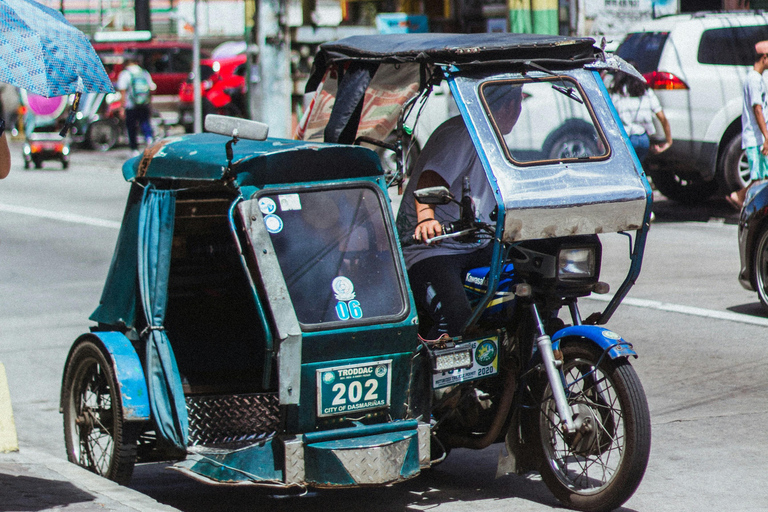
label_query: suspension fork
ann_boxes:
[530,302,576,433]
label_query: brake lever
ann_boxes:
[425,228,478,245]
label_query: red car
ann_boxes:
[178,53,247,132]
[93,40,199,96]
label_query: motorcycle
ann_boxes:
[60,33,652,512]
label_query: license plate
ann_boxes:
[316,360,392,417]
[432,336,499,389]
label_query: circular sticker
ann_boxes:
[475,339,498,366]
[602,330,621,340]
[264,214,283,234]
[259,197,277,215]
[375,364,388,378]
[322,372,335,385]
[332,276,356,301]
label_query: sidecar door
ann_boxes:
[450,68,651,242]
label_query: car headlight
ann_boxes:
[558,247,596,279]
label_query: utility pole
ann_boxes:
[248,0,292,138]
[135,0,151,31]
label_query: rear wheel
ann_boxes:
[536,342,651,512]
[650,170,718,204]
[87,119,119,152]
[719,134,749,193]
[546,130,598,160]
[62,339,138,485]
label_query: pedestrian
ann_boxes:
[607,65,673,164]
[116,56,156,156]
[0,118,10,179]
[728,41,768,210]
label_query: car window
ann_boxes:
[171,49,193,73]
[698,25,768,66]
[481,78,608,165]
[616,32,668,74]
[260,186,407,329]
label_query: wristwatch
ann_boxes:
[0,118,5,138]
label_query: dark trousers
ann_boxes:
[125,104,153,150]
[407,245,493,338]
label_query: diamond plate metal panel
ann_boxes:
[186,392,280,446]
[332,438,410,485]
[283,436,305,484]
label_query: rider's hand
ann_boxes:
[414,218,442,244]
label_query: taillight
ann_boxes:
[643,71,688,90]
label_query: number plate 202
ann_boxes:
[316,360,392,418]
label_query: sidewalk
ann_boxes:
[0,447,180,512]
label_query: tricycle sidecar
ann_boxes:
[61,33,651,512]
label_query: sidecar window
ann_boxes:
[481,78,608,165]
[259,186,407,329]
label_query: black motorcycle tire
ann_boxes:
[62,339,138,485]
[751,227,768,312]
[535,342,651,512]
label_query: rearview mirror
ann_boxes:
[414,186,454,205]
[205,114,269,141]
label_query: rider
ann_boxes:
[397,83,522,338]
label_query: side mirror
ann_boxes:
[204,114,269,141]
[414,186,454,205]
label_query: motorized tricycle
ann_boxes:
[60,34,652,512]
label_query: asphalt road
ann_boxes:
[1,140,767,511]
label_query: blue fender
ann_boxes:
[69,332,151,422]
[551,325,637,360]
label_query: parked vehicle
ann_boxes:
[616,11,768,203]
[178,53,247,132]
[93,40,198,96]
[69,92,167,151]
[738,181,768,309]
[60,34,651,512]
[21,92,70,169]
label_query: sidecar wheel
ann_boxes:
[752,228,768,311]
[62,339,138,485]
[535,343,651,512]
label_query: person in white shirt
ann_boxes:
[607,65,672,163]
[116,56,156,156]
[729,40,768,209]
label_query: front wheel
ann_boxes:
[536,342,651,512]
[62,339,138,484]
[718,134,750,193]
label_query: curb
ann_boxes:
[0,362,18,453]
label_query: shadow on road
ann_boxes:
[650,192,741,225]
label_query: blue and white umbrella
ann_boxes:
[0,0,113,98]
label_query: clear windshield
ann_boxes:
[480,78,608,165]
[260,186,407,329]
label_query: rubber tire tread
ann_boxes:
[536,343,651,512]
[62,339,138,485]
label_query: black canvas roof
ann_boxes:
[316,33,598,65]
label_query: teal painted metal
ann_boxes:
[298,352,414,432]
[80,332,150,421]
[123,134,384,184]
[180,439,283,484]
[303,419,418,443]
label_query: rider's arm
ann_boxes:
[413,170,449,243]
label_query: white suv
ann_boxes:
[616,11,768,203]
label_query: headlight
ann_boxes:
[558,247,596,279]
[432,348,473,373]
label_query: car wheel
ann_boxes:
[33,157,42,169]
[87,119,119,152]
[718,133,750,193]
[752,227,768,311]
[649,170,718,204]
[546,130,598,160]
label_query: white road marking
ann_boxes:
[588,294,768,327]
[0,203,121,229]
